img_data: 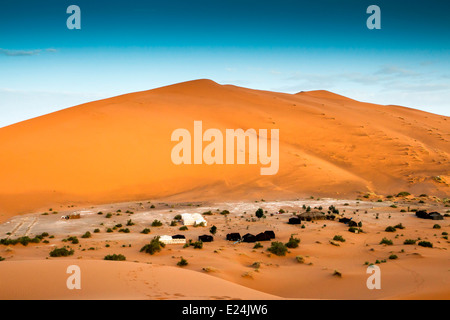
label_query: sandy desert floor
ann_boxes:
[0,196,448,300]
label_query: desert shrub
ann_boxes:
[418,241,433,248]
[81,231,91,239]
[105,213,112,218]
[433,224,441,229]
[94,229,100,233]
[394,223,405,229]
[389,254,398,260]
[220,210,230,215]
[333,235,346,242]
[106,228,113,233]
[151,220,163,227]
[210,225,217,235]
[255,208,264,219]
[253,242,263,249]
[385,226,396,232]
[49,247,74,257]
[380,238,393,245]
[170,220,177,226]
[118,228,130,233]
[403,239,417,245]
[295,256,305,264]
[177,257,188,267]
[192,241,203,249]
[194,221,205,227]
[267,242,288,256]
[174,214,182,220]
[442,232,448,236]
[104,254,126,261]
[141,228,150,234]
[202,211,213,216]
[279,209,285,213]
[126,219,135,226]
[140,236,165,255]
[285,235,300,248]
[64,236,79,244]
[333,270,342,277]
[397,192,411,197]
[150,205,155,208]
[179,226,188,231]
[390,205,397,208]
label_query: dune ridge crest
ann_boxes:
[0,79,449,219]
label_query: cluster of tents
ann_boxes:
[288,212,336,224]
[226,231,275,243]
[415,210,444,220]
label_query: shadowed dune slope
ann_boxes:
[0,79,449,218]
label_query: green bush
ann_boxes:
[141,228,151,234]
[151,220,163,227]
[389,254,398,260]
[140,236,165,255]
[267,242,288,256]
[94,229,100,233]
[385,226,396,232]
[49,247,74,257]
[396,192,411,197]
[418,241,433,248]
[255,208,264,219]
[433,224,441,229]
[81,231,91,239]
[179,226,188,231]
[105,213,112,218]
[177,257,188,267]
[380,238,393,245]
[403,239,417,245]
[126,219,135,226]
[394,223,405,229]
[295,255,304,263]
[174,214,182,220]
[192,241,203,249]
[253,242,263,249]
[333,235,346,242]
[285,235,300,248]
[104,254,126,261]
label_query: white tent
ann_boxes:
[159,235,186,245]
[181,213,207,226]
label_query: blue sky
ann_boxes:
[1,0,449,127]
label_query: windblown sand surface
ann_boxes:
[0,80,449,221]
[0,199,448,300]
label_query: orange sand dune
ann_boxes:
[0,79,449,219]
[0,260,280,300]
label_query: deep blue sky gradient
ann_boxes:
[1,0,449,127]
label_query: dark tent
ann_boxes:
[226,233,241,241]
[288,217,301,225]
[242,233,257,243]
[415,210,429,219]
[429,212,444,220]
[255,232,271,241]
[339,218,351,224]
[198,235,214,242]
[172,234,186,239]
[264,230,275,239]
